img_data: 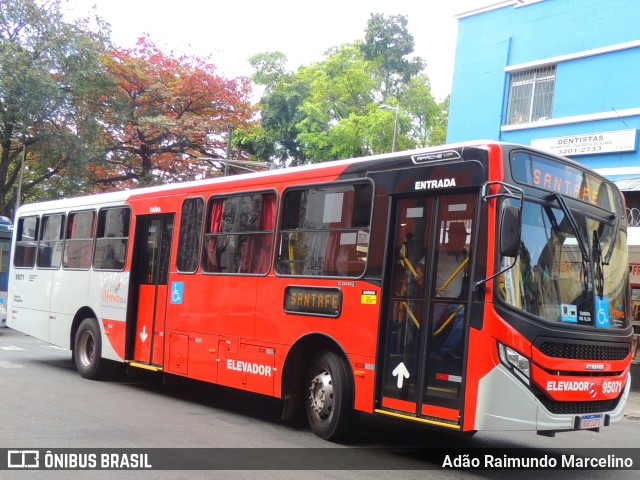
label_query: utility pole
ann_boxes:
[380,105,400,152]
[225,124,234,176]
[14,142,26,217]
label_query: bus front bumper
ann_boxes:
[473,364,630,432]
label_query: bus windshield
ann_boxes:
[500,200,629,329]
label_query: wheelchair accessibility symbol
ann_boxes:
[171,281,184,304]
[595,296,610,328]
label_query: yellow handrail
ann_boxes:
[433,304,464,336]
[436,256,469,296]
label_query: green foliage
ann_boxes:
[361,13,425,101]
[0,5,450,213]
[431,95,450,146]
[0,0,111,215]
[247,13,446,164]
[249,51,288,92]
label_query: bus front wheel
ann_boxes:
[305,350,354,441]
[74,318,105,380]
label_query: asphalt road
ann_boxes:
[1,326,638,480]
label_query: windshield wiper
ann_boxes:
[592,230,604,298]
[550,193,590,262]
[603,213,619,265]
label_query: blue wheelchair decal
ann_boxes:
[171,281,184,305]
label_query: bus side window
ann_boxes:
[202,193,275,275]
[36,213,65,269]
[93,207,130,271]
[63,210,95,270]
[275,183,372,277]
[35,214,59,269]
[14,216,40,268]
[176,197,204,273]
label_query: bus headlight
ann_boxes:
[498,342,530,385]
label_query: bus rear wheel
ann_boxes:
[74,318,106,380]
[305,350,354,441]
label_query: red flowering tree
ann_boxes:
[94,37,256,189]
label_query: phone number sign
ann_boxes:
[531,129,637,156]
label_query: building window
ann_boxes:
[506,65,555,124]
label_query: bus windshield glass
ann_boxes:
[500,200,629,329]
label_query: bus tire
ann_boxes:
[305,350,354,441]
[74,318,106,380]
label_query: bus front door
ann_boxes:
[131,214,174,367]
[378,192,476,430]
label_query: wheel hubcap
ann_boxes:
[308,369,334,421]
[78,331,95,367]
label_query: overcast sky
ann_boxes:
[63,0,492,100]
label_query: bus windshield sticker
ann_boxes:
[406,207,423,218]
[595,296,611,328]
[322,192,345,223]
[361,290,377,305]
[284,286,342,317]
[561,304,577,323]
[340,232,357,245]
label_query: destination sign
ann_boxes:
[284,286,342,317]
[510,151,623,213]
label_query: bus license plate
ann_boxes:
[578,414,603,429]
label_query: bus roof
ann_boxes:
[14,140,607,216]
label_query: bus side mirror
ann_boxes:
[500,205,521,258]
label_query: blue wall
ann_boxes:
[447,0,640,176]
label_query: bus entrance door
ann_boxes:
[131,214,174,367]
[378,193,476,430]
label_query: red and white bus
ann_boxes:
[8,141,634,440]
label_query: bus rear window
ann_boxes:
[14,216,39,268]
[93,207,130,271]
[276,182,372,277]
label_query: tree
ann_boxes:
[246,13,444,165]
[361,13,425,102]
[0,0,110,216]
[248,51,288,93]
[95,36,256,188]
[240,52,310,165]
[295,43,377,160]
[403,74,441,147]
[430,95,449,146]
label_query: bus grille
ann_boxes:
[538,395,621,415]
[538,342,628,361]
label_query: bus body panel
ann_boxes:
[11,270,52,342]
[50,270,91,349]
[95,270,130,361]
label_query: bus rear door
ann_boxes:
[130,214,174,367]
